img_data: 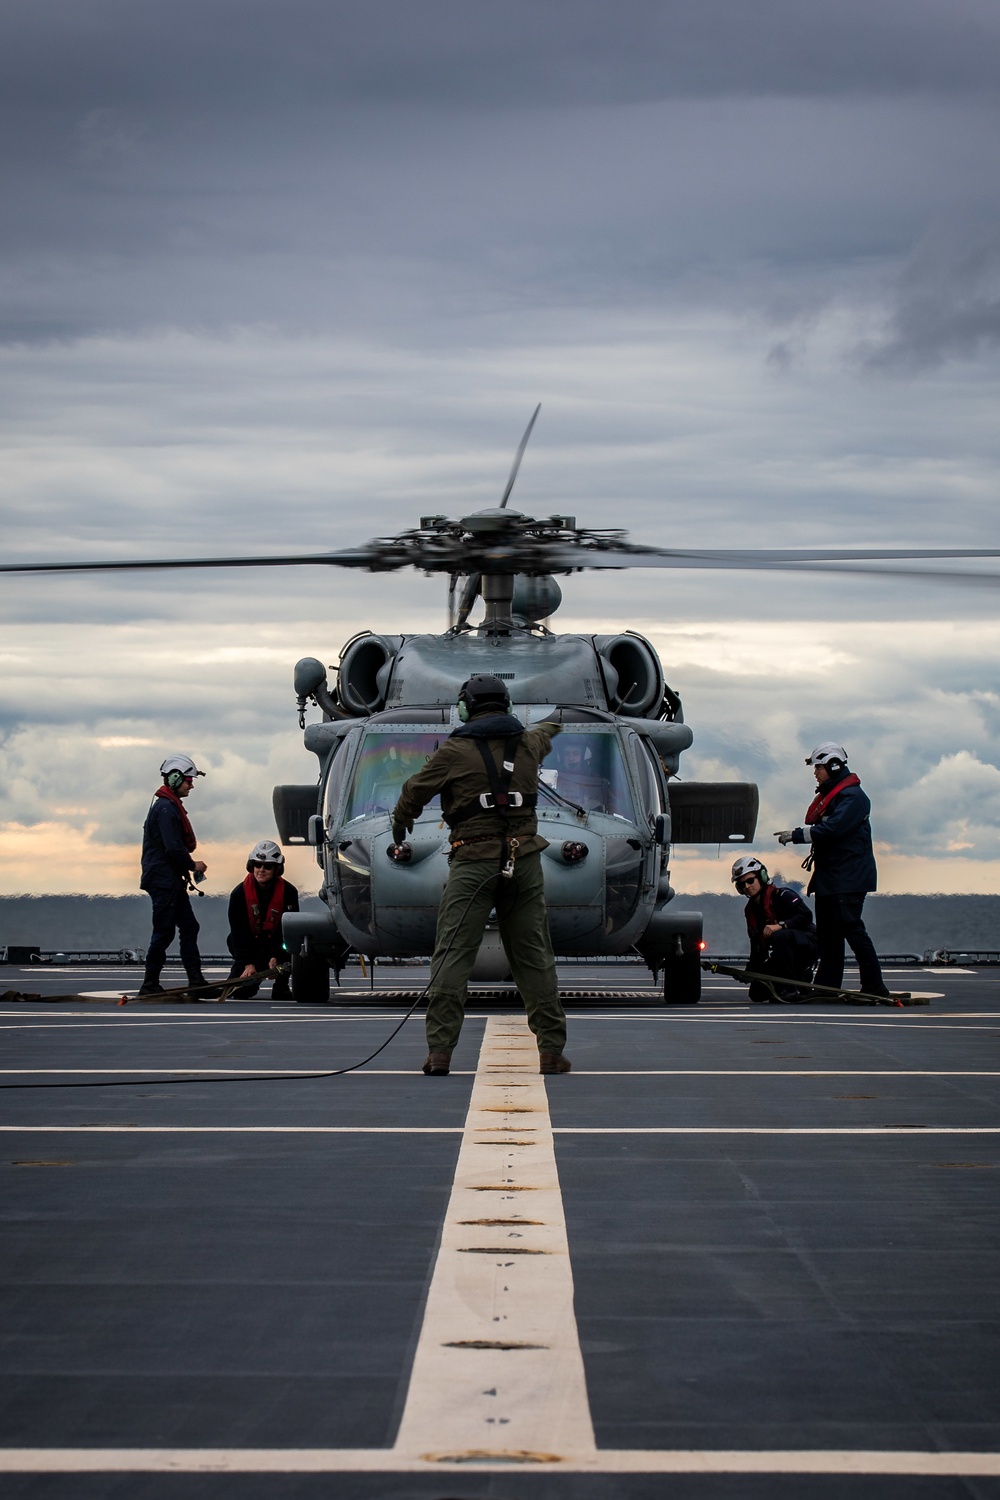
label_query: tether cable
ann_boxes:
[0,868,504,1091]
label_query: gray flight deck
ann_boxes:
[1,960,999,1499]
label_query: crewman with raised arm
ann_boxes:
[390,673,569,1076]
[775,742,890,998]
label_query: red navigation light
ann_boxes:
[698,940,707,951]
[561,841,588,863]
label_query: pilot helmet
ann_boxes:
[160,753,205,791]
[731,855,768,888]
[805,742,848,772]
[457,673,511,722]
[247,839,284,873]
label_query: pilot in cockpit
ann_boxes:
[548,736,612,812]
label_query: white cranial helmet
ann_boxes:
[247,839,284,871]
[805,743,848,768]
[160,753,204,779]
[731,855,768,885]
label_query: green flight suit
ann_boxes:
[392,715,566,1054]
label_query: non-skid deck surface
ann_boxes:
[1,962,998,1497]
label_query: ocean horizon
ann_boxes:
[1,893,997,959]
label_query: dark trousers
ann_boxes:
[748,928,817,1002]
[144,883,202,982]
[227,938,289,998]
[814,892,887,995]
[425,851,566,1054]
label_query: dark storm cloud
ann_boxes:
[4,0,1000,114]
[861,225,1000,369]
[2,0,999,347]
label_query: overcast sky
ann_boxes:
[3,0,1000,897]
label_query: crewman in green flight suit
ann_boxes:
[390,673,571,1077]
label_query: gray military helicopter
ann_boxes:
[7,407,1000,1003]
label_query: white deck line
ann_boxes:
[3,1124,999,1134]
[1,1448,999,1475]
[391,1013,596,1465]
[2,1068,996,1077]
[0,1068,472,1076]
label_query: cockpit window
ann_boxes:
[540,730,635,819]
[344,731,443,823]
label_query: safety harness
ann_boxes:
[449,735,536,876]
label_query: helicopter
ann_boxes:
[6,407,1000,1003]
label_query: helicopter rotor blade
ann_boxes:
[0,548,388,576]
[498,403,541,510]
[543,544,1000,585]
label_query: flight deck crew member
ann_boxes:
[731,855,818,1003]
[390,673,570,1077]
[226,841,299,999]
[775,742,890,998]
[138,753,212,997]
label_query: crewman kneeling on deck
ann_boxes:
[390,673,570,1077]
[732,855,818,1003]
[226,841,299,1000]
[775,742,890,999]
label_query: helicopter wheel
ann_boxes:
[292,949,331,1004]
[662,953,701,1005]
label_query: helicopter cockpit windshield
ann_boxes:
[539,729,635,820]
[343,730,444,823]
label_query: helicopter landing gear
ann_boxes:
[291,949,331,1004]
[661,951,701,1005]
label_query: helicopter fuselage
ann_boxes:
[275,620,758,1002]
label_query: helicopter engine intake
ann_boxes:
[595,633,665,718]
[337,633,402,716]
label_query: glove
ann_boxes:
[775,829,796,845]
[391,806,413,846]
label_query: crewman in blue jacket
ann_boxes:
[775,743,890,998]
[731,855,817,1002]
[138,753,213,997]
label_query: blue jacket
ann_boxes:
[794,778,878,896]
[141,796,197,890]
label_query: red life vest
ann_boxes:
[243,874,287,937]
[744,882,779,942]
[154,785,197,850]
[805,773,860,825]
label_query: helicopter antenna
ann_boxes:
[499,403,541,509]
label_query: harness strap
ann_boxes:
[449,735,536,826]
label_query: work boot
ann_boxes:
[270,976,291,1002]
[136,980,165,997]
[422,1051,452,1075]
[539,1052,572,1074]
